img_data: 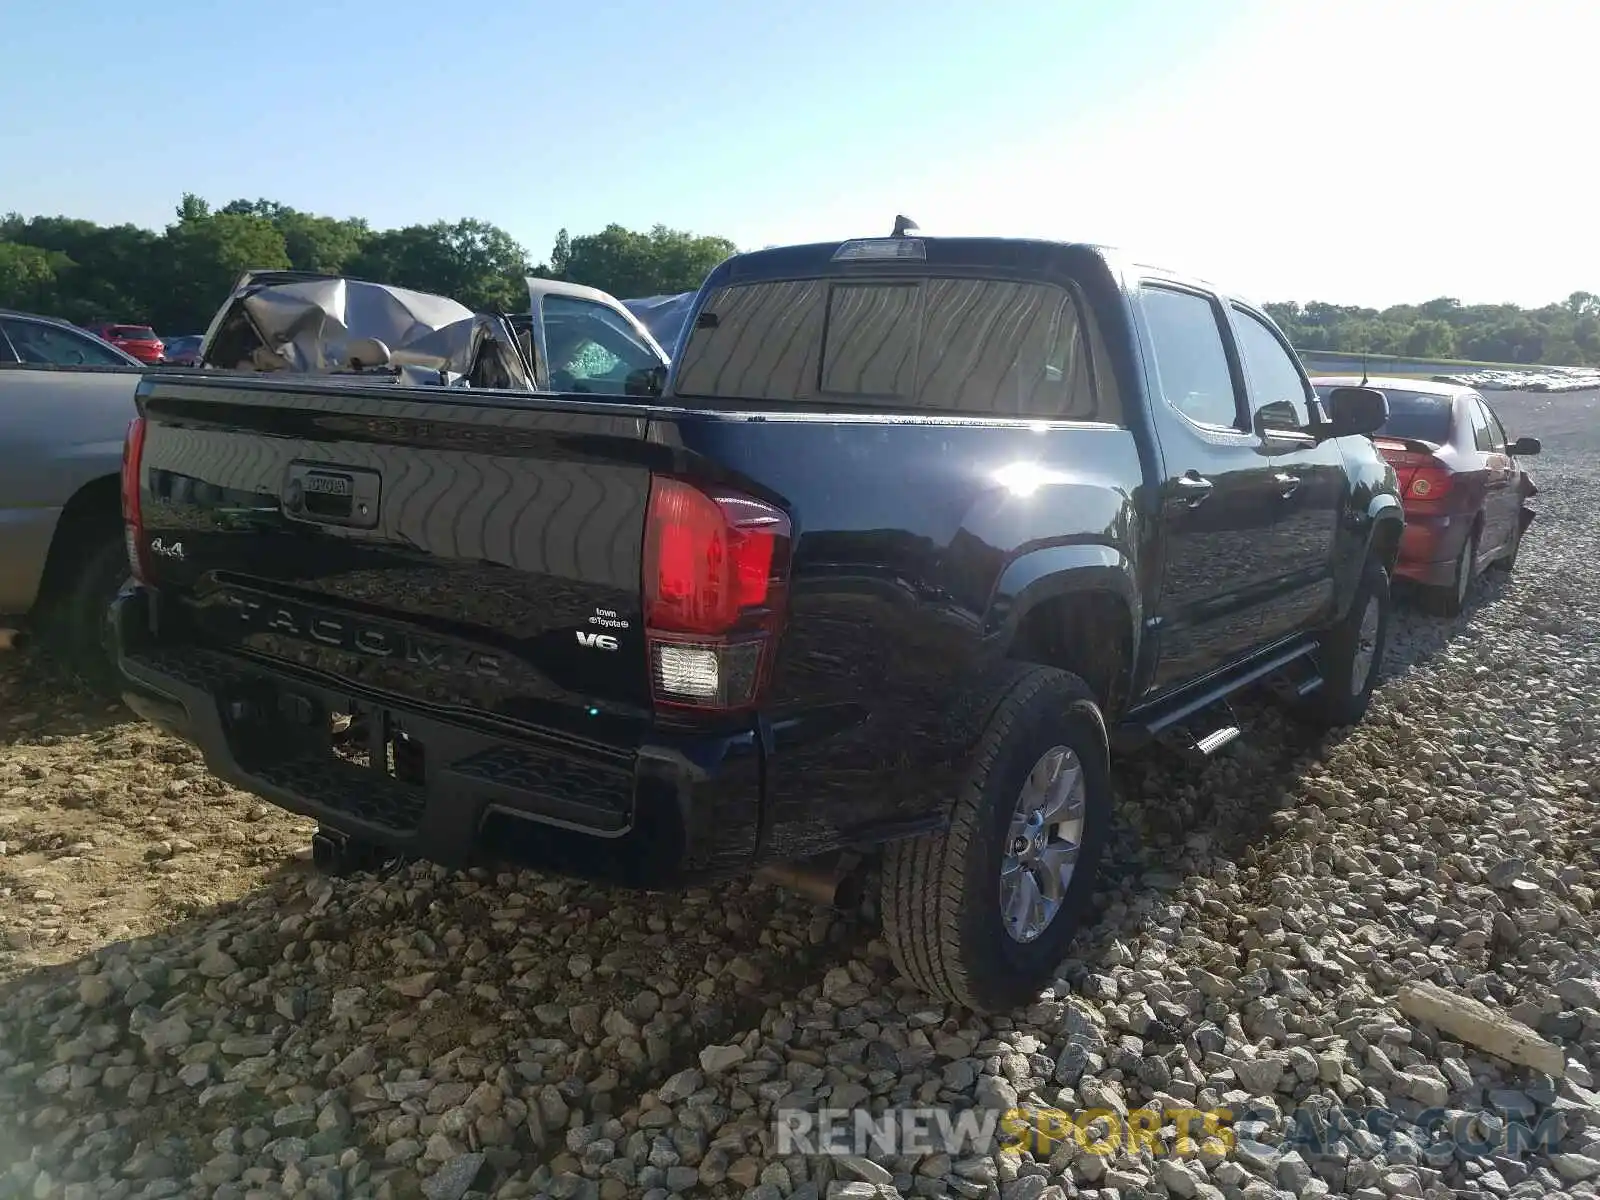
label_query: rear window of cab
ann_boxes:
[673,275,1116,423]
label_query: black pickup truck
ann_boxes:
[113,234,1403,1011]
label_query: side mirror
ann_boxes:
[1254,399,1303,439]
[625,365,666,398]
[1510,436,1541,456]
[1322,385,1388,438]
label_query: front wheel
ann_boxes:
[881,667,1111,1013]
[1299,554,1390,728]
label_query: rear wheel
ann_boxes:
[880,667,1110,1013]
[1424,525,1478,617]
[1299,553,1390,728]
[44,529,130,695]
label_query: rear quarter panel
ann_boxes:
[645,243,1164,859]
[0,366,141,613]
[659,412,1145,860]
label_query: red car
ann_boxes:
[1313,376,1539,615]
[83,323,165,364]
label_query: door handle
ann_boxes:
[1173,472,1214,507]
[1274,471,1301,499]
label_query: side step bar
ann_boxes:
[1193,722,1242,757]
[1154,698,1242,765]
[1113,640,1323,755]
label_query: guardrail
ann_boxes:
[1296,351,1541,376]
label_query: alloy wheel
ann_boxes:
[999,745,1087,943]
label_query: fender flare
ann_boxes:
[984,543,1142,701]
[1362,494,1405,567]
[1331,494,1405,622]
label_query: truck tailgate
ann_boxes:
[133,376,656,730]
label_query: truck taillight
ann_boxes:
[643,476,791,711]
[121,416,150,582]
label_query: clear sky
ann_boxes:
[1,0,1593,309]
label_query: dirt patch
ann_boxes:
[0,656,313,979]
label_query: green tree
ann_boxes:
[4,192,1597,366]
[1565,290,1599,317]
[175,193,211,222]
[0,242,72,312]
[157,198,292,331]
[0,215,163,323]
[1404,319,1457,358]
[1575,315,1600,358]
[557,223,736,297]
[349,218,530,312]
[550,228,572,277]
[219,199,370,275]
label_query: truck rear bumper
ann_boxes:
[112,589,766,886]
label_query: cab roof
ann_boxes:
[714,236,1116,287]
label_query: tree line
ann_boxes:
[1266,294,1600,367]
[0,193,737,335]
[2,193,1596,365]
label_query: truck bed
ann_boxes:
[116,369,1141,884]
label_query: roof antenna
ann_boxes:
[891,214,919,237]
[1360,352,1369,386]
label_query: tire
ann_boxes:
[44,529,131,694]
[881,666,1111,1013]
[1423,525,1478,617]
[1300,554,1390,728]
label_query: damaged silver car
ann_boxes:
[195,271,670,395]
[198,271,535,389]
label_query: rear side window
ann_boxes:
[1139,286,1240,429]
[1231,306,1310,429]
[672,276,1104,420]
[1467,398,1498,451]
[1478,397,1509,450]
[541,294,661,392]
[0,317,130,366]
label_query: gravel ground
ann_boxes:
[1,390,1597,1200]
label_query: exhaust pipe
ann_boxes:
[755,861,864,910]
